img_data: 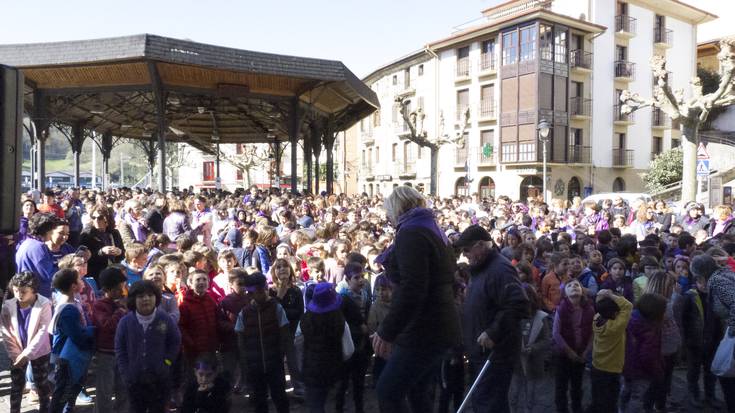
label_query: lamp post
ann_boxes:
[537,119,551,203]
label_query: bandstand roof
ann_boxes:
[0,34,379,153]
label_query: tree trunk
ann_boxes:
[680,123,699,203]
[429,146,439,195]
[314,156,320,194]
[246,168,252,188]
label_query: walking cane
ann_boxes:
[456,355,492,413]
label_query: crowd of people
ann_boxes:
[3,183,735,413]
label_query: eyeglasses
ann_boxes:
[92,215,107,221]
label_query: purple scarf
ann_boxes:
[125,213,147,243]
[375,207,447,266]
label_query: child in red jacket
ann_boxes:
[92,267,129,412]
[178,269,221,386]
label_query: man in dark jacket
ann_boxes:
[455,225,530,413]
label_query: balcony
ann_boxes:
[393,121,411,136]
[479,53,497,74]
[612,149,634,167]
[396,82,416,97]
[570,50,592,71]
[396,161,416,178]
[361,164,374,177]
[456,58,471,80]
[570,97,592,118]
[361,129,374,145]
[651,109,671,129]
[455,148,469,166]
[614,61,635,81]
[615,15,636,37]
[567,145,591,164]
[477,100,496,120]
[456,105,470,123]
[613,105,635,125]
[477,147,496,165]
[653,26,673,48]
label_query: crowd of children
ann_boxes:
[4,185,735,412]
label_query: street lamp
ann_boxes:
[537,119,551,203]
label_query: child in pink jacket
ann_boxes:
[1,271,53,413]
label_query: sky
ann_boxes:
[0,0,733,79]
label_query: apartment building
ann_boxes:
[352,0,715,200]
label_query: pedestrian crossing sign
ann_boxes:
[697,159,710,177]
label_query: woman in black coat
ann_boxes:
[372,186,461,412]
[79,204,124,281]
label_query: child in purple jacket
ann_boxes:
[115,280,181,412]
[620,293,667,413]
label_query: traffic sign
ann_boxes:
[697,142,710,160]
[697,159,710,177]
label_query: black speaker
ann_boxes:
[0,64,23,235]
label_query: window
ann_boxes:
[404,68,411,88]
[417,96,425,111]
[392,143,398,162]
[392,75,397,85]
[652,136,663,155]
[540,24,553,60]
[571,34,583,51]
[617,1,628,16]
[616,45,627,61]
[481,39,496,69]
[362,150,366,166]
[375,146,380,163]
[554,28,567,64]
[457,46,470,76]
[236,144,243,154]
[418,64,424,76]
[457,89,469,121]
[403,141,412,161]
[520,25,537,62]
[392,104,399,124]
[616,133,626,149]
[570,128,583,146]
[503,31,518,65]
[480,85,494,116]
[373,110,381,127]
[236,169,243,181]
[202,161,215,181]
[368,148,373,166]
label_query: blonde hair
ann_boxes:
[714,205,733,221]
[383,185,426,225]
[644,270,676,299]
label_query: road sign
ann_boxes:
[697,142,710,160]
[697,159,710,177]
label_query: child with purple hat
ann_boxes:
[297,282,354,413]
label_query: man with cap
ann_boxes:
[235,272,290,413]
[454,224,530,413]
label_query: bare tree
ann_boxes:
[396,96,470,195]
[620,38,735,202]
[219,144,270,187]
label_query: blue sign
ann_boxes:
[697,159,710,177]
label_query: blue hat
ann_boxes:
[306,283,342,314]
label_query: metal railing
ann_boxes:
[654,26,673,46]
[613,105,635,123]
[614,60,636,79]
[652,109,671,128]
[570,97,592,117]
[456,59,470,77]
[362,164,374,176]
[479,53,496,71]
[615,15,637,34]
[612,148,634,166]
[478,149,495,165]
[477,100,495,118]
[396,161,415,176]
[567,145,591,163]
[570,49,592,69]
